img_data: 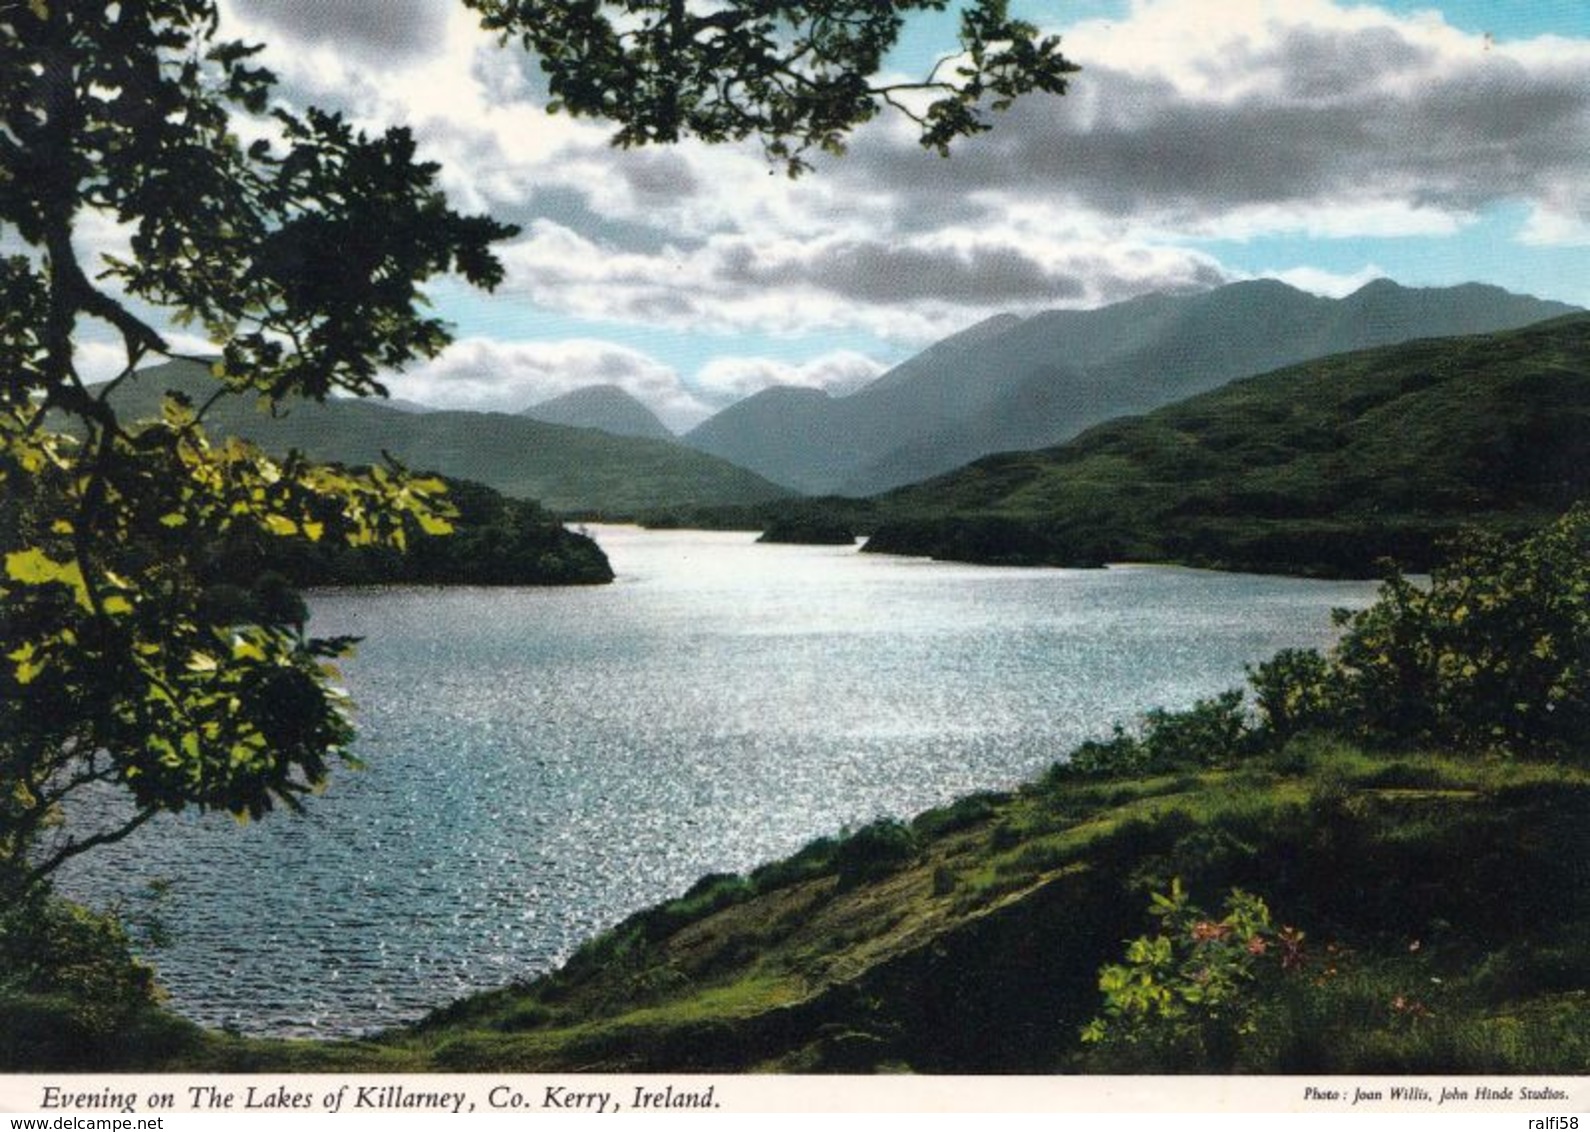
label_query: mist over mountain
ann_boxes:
[521,383,676,441]
[683,279,1578,496]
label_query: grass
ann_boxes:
[7,735,1587,1074]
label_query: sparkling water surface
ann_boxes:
[58,526,1380,1037]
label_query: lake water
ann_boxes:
[58,526,1382,1037]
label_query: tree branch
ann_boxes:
[23,805,161,896]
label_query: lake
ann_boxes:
[58,526,1382,1037]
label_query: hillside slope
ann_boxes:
[865,314,1590,574]
[79,738,1584,1075]
[380,745,1589,1073]
[683,280,1576,496]
[100,362,790,515]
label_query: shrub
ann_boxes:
[0,896,168,1068]
[834,819,921,889]
[1059,725,1148,779]
[1329,506,1590,757]
[634,873,754,942]
[912,792,1003,838]
[1079,879,1309,1070]
[749,836,840,894]
[1247,648,1341,742]
[1057,690,1257,780]
[1140,690,1254,769]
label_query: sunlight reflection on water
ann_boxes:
[59,526,1379,1037]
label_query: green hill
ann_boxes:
[99,361,792,516]
[865,314,1590,574]
[684,279,1576,497]
[17,739,1590,1074]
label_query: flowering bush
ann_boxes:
[1081,879,1308,1066]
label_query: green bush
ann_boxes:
[1057,690,1256,780]
[1247,648,1342,741]
[912,792,1004,838]
[1140,690,1254,769]
[0,896,173,1068]
[1329,506,1590,756]
[834,819,921,889]
[749,836,840,894]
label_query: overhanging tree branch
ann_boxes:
[464,0,1078,173]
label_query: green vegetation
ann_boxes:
[0,895,200,1071]
[863,515,1104,566]
[639,496,879,534]
[208,476,613,588]
[100,361,794,516]
[755,514,858,546]
[866,315,1590,574]
[464,0,1077,176]
[10,509,1588,1073]
[1,0,512,908]
[1079,880,1304,1068]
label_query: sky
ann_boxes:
[117,2,1590,427]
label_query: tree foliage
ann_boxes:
[0,0,1076,902]
[1052,507,1590,785]
[1327,505,1590,755]
[0,0,516,898]
[1242,508,1590,758]
[464,0,1079,173]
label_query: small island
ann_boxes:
[756,515,858,546]
[862,515,1105,568]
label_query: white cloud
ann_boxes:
[498,219,1234,343]
[841,1,1590,249]
[694,351,888,403]
[378,337,897,428]
[57,0,1589,413]
[378,337,714,430]
[75,338,137,385]
[1519,194,1590,247]
[1258,264,1391,298]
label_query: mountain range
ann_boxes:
[683,279,1578,496]
[863,313,1590,574]
[90,279,1581,537]
[97,361,789,515]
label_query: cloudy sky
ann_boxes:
[201,0,1589,429]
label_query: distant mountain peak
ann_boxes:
[522,383,674,441]
[861,312,1027,395]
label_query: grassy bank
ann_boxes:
[8,732,1585,1075]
